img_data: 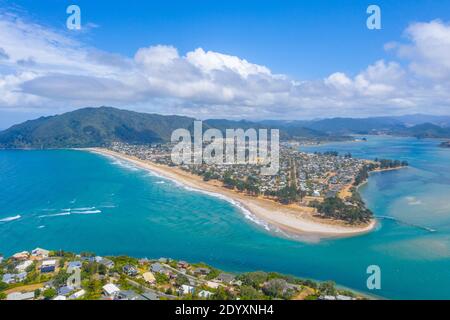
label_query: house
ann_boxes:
[178,261,189,269]
[150,263,164,273]
[12,251,30,261]
[123,264,138,276]
[31,248,50,259]
[336,295,355,301]
[179,284,195,295]
[7,291,35,300]
[193,267,211,275]
[206,281,221,289]
[53,295,67,300]
[16,260,33,272]
[103,283,120,297]
[15,272,27,282]
[67,261,82,273]
[69,289,86,300]
[141,292,159,300]
[0,256,4,264]
[116,290,144,300]
[216,273,235,284]
[98,258,114,269]
[2,273,15,284]
[41,259,57,273]
[58,286,74,296]
[142,272,156,284]
[198,290,213,299]
[138,258,149,265]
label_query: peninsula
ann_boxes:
[86,144,407,238]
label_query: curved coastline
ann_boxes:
[84,148,377,239]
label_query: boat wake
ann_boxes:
[0,215,21,222]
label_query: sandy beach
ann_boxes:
[86,148,377,238]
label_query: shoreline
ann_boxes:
[84,147,377,239]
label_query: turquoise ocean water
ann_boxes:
[1,135,450,299]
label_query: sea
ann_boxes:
[1,135,450,299]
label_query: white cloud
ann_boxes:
[1,11,450,119]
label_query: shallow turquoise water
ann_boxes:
[1,136,450,299]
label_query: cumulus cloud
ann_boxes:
[1,11,450,119]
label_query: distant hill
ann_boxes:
[0,107,196,148]
[0,107,335,149]
[2,107,450,149]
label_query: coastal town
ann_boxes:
[0,248,365,301]
[107,142,407,225]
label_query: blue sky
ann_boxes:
[8,0,450,78]
[1,0,450,127]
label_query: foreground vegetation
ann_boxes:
[0,249,367,301]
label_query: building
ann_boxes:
[98,257,114,269]
[142,272,156,284]
[206,281,221,289]
[123,264,138,276]
[58,286,74,296]
[103,283,120,298]
[2,274,15,284]
[53,295,67,300]
[116,290,144,300]
[16,260,33,272]
[67,261,82,273]
[216,273,235,284]
[32,248,50,259]
[178,261,189,269]
[16,272,27,282]
[7,291,35,300]
[41,259,57,273]
[150,262,164,273]
[179,284,195,295]
[69,289,86,300]
[12,251,30,261]
[198,290,213,299]
[193,267,211,275]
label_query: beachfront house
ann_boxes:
[216,273,235,284]
[40,259,57,273]
[12,251,30,261]
[32,248,50,259]
[193,267,211,276]
[98,257,115,269]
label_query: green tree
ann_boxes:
[240,285,264,300]
[43,288,57,300]
[175,274,189,287]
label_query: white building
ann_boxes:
[198,290,213,299]
[16,260,33,272]
[7,292,35,300]
[103,283,120,297]
[69,289,86,300]
[180,284,195,295]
